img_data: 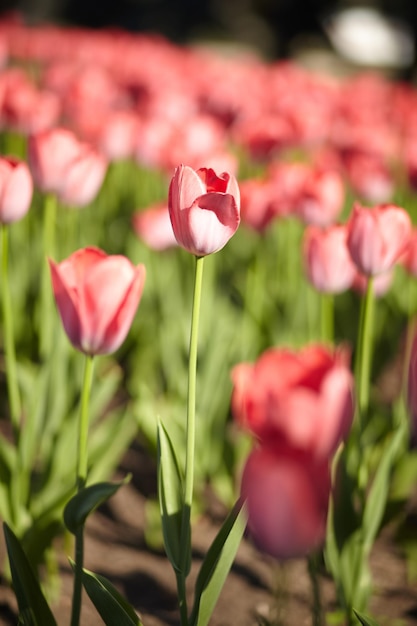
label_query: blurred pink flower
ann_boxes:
[346,202,411,276]
[0,156,33,224]
[133,202,177,251]
[231,344,354,460]
[303,224,356,294]
[241,443,331,560]
[29,127,107,207]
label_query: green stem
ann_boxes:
[320,293,334,345]
[76,355,95,490]
[356,278,375,418]
[1,225,22,438]
[40,192,57,360]
[178,255,204,623]
[70,354,95,626]
[308,553,323,626]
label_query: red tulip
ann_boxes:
[241,444,330,560]
[303,224,356,294]
[49,247,146,356]
[0,156,33,224]
[231,344,354,460]
[346,202,411,276]
[168,164,240,256]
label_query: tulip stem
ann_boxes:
[321,293,334,345]
[70,354,94,626]
[1,224,21,438]
[355,277,375,418]
[76,354,95,490]
[178,255,204,618]
[308,553,323,626]
[40,192,57,360]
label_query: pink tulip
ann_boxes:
[241,444,331,560]
[132,202,178,251]
[49,247,146,356]
[295,168,345,227]
[231,344,354,460]
[346,202,412,276]
[28,127,107,207]
[401,229,417,277]
[168,164,240,257]
[0,156,33,224]
[303,224,356,294]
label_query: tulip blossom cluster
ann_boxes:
[232,344,354,559]
[303,202,412,297]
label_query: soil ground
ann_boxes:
[0,440,416,626]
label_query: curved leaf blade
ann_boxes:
[3,523,57,626]
[81,567,142,626]
[190,500,247,626]
[157,420,187,572]
[64,476,130,534]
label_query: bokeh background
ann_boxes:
[1,0,417,73]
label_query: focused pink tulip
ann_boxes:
[346,202,412,276]
[241,444,331,560]
[231,344,354,460]
[49,247,146,356]
[168,164,240,256]
[303,224,356,294]
[0,156,33,224]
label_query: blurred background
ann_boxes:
[0,0,417,76]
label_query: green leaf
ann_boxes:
[362,425,405,552]
[3,523,57,626]
[157,420,188,573]
[353,609,381,626]
[64,476,130,534]
[190,500,247,626]
[81,567,142,626]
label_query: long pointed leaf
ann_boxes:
[353,609,381,626]
[157,420,187,572]
[3,523,57,626]
[81,567,142,626]
[64,477,130,534]
[190,500,247,626]
[362,425,405,552]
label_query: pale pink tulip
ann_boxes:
[168,164,240,257]
[347,202,412,276]
[49,247,146,356]
[303,224,356,293]
[0,156,33,223]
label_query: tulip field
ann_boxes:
[1,12,417,626]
